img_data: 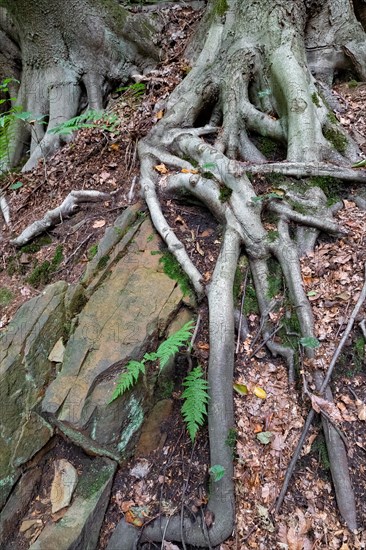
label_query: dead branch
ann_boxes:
[10,190,110,246]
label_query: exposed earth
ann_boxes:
[1,4,366,549]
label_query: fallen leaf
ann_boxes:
[196,241,204,256]
[311,394,343,422]
[233,383,248,396]
[181,168,199,174]
[154,163,168,174]
[253,386,267,399]
[256,431,273,445]
[93,219,106,228]
[156,110,164,119]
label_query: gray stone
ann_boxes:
[29,457,116,550]
[0,281,67,507]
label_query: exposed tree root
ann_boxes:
[10,190,110,246]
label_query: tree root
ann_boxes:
[10,190,110,246]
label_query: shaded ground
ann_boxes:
[1,5,366,549]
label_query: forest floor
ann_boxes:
[1,4,366,550]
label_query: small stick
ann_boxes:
[275,262,366,514]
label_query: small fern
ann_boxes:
[109,321,194,403]
[50,110,119,136]
[181,366,209,441]
[109,360,146,402]
[155,320,194,370]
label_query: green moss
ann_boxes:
[20,235,52,254]
[311,92,320,107]
[27,261,51,287]
[219,183,232,203]
[244,282,259,314]
[326,112,338,124]
[312,434,330,470]
[323,127,347,153]
[0,287,14,306]
[354,336,365,371]
[233,266,242,302]
[225,427,237,457]
[156,379,174,399]
[308,175,344,205]
[256,136,277,157]
[267,259,282,298]
[348,79,358,89]
[27,245,63,288]
[159,252,192,296]
[213,0,228,16]
[266,230,279,243]
[51,245,63,269]
[87,244,98,260]
[97,255,110,270]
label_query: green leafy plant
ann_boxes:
[209,464,226,482]
[299,336,320,349]
[181,366,209,441]
[109,321,194,402]
[49,110,119,136]
[115,82,146,97]
[109,321,210,441]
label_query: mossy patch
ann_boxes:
[311,92,320,107]
[213,0,228,16]
[27,245,63,288]
[0,287,14,306]
[20,235,52,254]
[159,252,192,296]
[312,433,330,470]
[87,244,98,260]
[97,255,110,270]
[219,183,232,203]
[244,281,259,314]
[323,127,347,153]
[256,136,278,157]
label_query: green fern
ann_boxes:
[49,110,118,136]
[154,320,194,370]
[181,366,209,441]
[109,360,146,402]
[109,320,194,403]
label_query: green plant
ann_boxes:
[27,245,63,287]
[87,244,98,260]
[109,321,210,441]
[181,366,209,441]
[219,183,232,203]
[348,79,358,89]
[0,287,14,306]
[115,82,146,97]
[159,252,192,296]
[209,464,225,482]
[109,321,194,401]
[49,110,119,136]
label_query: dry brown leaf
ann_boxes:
[154,163,168,174]
[181,168,199,174]
[156,110,164,119]
[311,394,343,423]
[93,219,106,228]
[196,241,204,256]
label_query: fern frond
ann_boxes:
[50,110,118,135]
[181,366,209,441]
[156,320,194,371]
[109,360,145,402]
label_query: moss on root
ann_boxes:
[323,127,347,153]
